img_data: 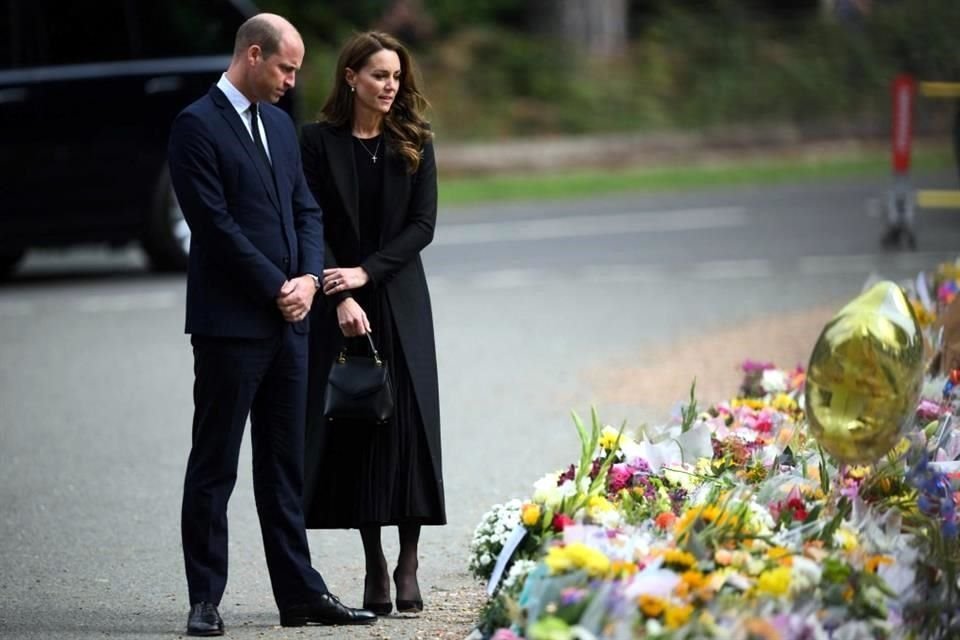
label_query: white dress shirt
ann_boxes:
[216,74,271,162]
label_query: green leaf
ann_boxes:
[680,378,699,433]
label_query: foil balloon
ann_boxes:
[805,281,924,464]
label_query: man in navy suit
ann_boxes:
[167,13,375,636]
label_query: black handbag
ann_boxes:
[323,333,394,424]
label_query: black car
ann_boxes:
[0,0,297,276]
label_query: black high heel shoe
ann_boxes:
[362,600,393,616]
[363,575,392,616]
[393,568,424,614]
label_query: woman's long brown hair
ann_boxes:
[320,32,432,174]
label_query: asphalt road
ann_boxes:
[2,174,958,638]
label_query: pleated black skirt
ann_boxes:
[306,291,445,528]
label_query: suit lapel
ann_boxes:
[324,126,360,238]
[211,88,281,213]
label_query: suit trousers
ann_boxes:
[181,324,327,608]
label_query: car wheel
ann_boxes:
[142,168,190,272]
[0,249,25,280]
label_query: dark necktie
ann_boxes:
[248,103,273,172]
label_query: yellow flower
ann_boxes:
[664,603,693,629]
[609,560,638,579]
[846,465,871,479]
[835,527,859,551]
[521,502,541,527]
[544,546,574,575]
[771,393,797,412]
[598,426,623,451]
[674,570,709,599]
[587,495,614,512]
[544,543,610,578]
[766,547,793,567]
[658,548,697,570]
[638,594,665,618]
[756,566,791,597]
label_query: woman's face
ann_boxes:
[346,49,401,117]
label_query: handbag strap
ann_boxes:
[336,332,384,367]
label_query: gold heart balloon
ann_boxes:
[805,281,924,465]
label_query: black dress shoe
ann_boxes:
[279,592,377,627]
[186,602,224,637]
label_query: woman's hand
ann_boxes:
[336,297,371,337]
[323,267,369,296]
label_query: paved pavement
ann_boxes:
[1,174,958,638]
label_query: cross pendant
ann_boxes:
[372,155,378,163]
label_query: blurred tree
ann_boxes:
[375,0,436,45]
[531,0,628,57]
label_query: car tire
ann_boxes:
[142,168,190,272]
[0,249,25,280]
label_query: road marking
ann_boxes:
[434,207,748,245]
[429,251,957,291]
[579,264,667,283]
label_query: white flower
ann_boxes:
[532,472,563,508]
[761,369,788,394]
[502,559,537,592]
[790,556,823,592]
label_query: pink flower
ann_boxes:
[492,629,521,640]
[608,464,632,494]
[742,359,775,373]
[917,399,944,421]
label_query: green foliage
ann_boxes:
[260,0,959,140]
[680,380,698,434]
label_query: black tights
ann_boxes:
[360,524,421,604]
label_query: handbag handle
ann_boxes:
[337,332,384,367]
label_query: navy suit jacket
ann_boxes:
[168,86,323,338]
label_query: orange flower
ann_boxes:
[638,594,665,618]
[655,512,677,530]
[865,555,894,573]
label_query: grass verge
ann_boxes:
[439,147,956,207]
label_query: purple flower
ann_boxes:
[559,587,587,606]
[908,458,959,539]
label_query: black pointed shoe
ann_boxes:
[279,592,377,627]
[363,600,393,616]
[186,602,224,637]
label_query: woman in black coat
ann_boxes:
[300,31,445,617]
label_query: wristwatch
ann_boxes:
[306,274,321,290]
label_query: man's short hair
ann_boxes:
[234,16,282,59]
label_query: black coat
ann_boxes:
[299,122,442,519]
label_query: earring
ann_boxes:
[350,86,355,93]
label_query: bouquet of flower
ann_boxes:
[470,361,960,640]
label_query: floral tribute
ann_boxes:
[468,359,960,640]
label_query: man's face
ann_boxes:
[250,34,303,104]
